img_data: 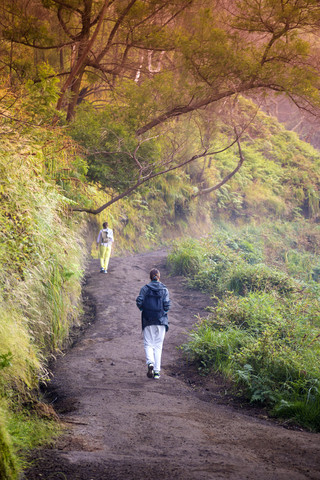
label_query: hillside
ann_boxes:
[1,1,320,477]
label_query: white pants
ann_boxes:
[143,325,166,373]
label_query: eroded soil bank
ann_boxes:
[25,249,320,480]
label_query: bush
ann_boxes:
[167,238,203,276]
[181,319,252,375]
[221,263,300,296]
[274,393,320,431]
[189,247,238,293]
[181,290,320,430]
[224,237,263,265]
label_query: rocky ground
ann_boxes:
[25,249,320,480]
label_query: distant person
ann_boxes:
[136,268,171,379]
[96,222,114,273]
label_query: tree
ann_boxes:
[0,0,193,119]
[136,0,320,134]
[2,0,320,215]
[3,0,320,124]
[70,98,252,214]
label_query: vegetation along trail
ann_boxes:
[26,249,320,480]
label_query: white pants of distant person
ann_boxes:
[143,325,166,373]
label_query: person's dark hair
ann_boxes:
[150,268,160,281]
[103,222,108,229]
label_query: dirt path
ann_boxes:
[25,250,320,480]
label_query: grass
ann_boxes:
[168,222,320,431]
[0,130,87,479]
[0,406,18,480]
[8,409,61,458]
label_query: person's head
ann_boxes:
[150,268,160,281]
[103,222,108,229]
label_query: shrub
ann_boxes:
[274,392,320,431]
[225,237,263,264]
[181,291,320,430]
[181,319,252,375]
[221,263,299,296]
[189,248,238,293]
[167,238,203,276]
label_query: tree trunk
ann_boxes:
[53,0,109,123]
[66,67,85,121]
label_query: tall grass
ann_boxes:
[168,222,320,430]
[0,131,86,477]
[0,406,18,480]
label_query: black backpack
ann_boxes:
[142,286,164,321]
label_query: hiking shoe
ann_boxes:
[154,372,160,380]
[103,270,108,274]
[147,363,154,378]
[100,268,105,273]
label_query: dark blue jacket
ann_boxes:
[136,280,171,331]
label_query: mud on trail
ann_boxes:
[26,250,320,480]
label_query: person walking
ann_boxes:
[96,222,114,273]
[136,268,171,379]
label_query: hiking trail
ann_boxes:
[25,249,320,480]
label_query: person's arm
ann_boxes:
[163,288,171,313]
[136,286,147,311]
[96,230,101,246]
[108,229,114,243]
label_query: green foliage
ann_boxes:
[181,290,320,429]
[8,408,61,456]
[189,249,238,293]
[274,394,320,431]
[24,63,61,124]
[0,353,13,371]
[182,319,251,375]
[0,406,18,480]
[222,263,299,296]
[0,122,89,477]
[68,85,320,230]
[70,103,161,192]
[167,239,204,275]
[209,104,320,222]
[170,222,320,430]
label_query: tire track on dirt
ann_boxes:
[25,250,320,480]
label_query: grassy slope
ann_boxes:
[1,98,320,476]
[167,221,320,430]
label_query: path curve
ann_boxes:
[26,250,320,480]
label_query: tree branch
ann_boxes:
[136,88,247,136]
[58,6,77,40]
[7,38,75,50]
[54,0,110,117]
[72,134,242,214]
[193,132,245,197]
[95,0,138,64]
[49,0,83,15]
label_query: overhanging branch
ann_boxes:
[72,132,243,214]
[193,131,245,197]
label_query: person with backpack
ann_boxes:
[96,222,114,273]
[136,268,171,380]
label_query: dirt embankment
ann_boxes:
[25,249,320,480]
